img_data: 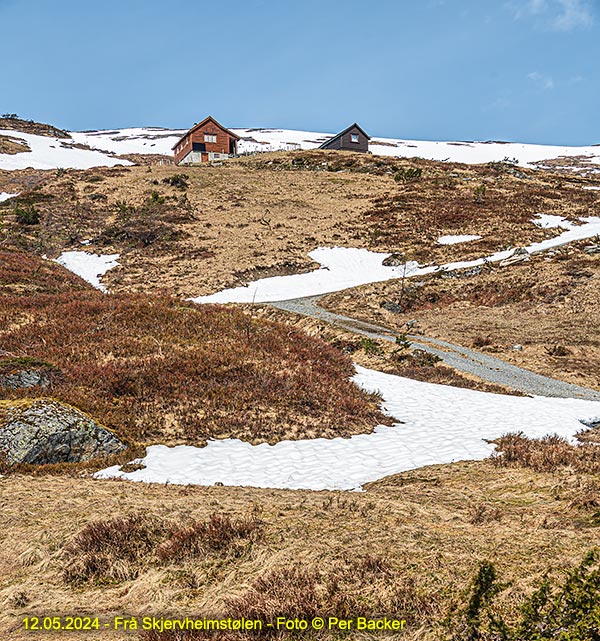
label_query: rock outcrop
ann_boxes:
[0,399,126,464]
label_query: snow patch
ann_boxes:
[95,365,600,491]
[0,129,131,171]
[0,192,19,202]
[437,234,482,245]
[55,251,120,292]
[533,214,575,230]
[193,216,600,304]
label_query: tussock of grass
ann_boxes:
[492,433,600,474]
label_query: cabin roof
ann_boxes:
[172,116,240,150]
[318,123,371,149]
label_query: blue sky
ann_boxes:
[0,0,598,144]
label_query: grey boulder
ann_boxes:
[0,399,126,464]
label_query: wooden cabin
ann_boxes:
[173,116,240,165]
[318,123,370,153]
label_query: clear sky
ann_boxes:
[0,0,598,144]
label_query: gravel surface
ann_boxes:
[272,295,600,402]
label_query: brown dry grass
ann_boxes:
[1,150,598,300]
[0,249,387,452]
[321,246,600,391]
[2,458,600,640]
[0,135,30,155]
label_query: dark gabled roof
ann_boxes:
[318,123,370,149]
[172,115,240,150]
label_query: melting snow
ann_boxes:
[95,365,600,491]
[533,214,575,230]
[55,251,120,292]
[437,234,482,245]
[0,129,131,170]
[193,215,600,304]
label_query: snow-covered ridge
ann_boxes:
[2,124,600,171]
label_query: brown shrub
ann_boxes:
[63,515,168,585]
[492,433,600,473]
[157,514,264,562]
[227,557,437,629]
[0,252,387,448]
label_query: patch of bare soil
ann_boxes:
[1,458,599,640]
[321,245,600,391]
[0,135,30,155]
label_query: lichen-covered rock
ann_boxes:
[0,399,126,464]
[0,369,50,390]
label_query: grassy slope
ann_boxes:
[0,250,387,457]
[2,451,600,640]
[1,151,598,298]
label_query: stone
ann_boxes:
[499,247,530,267]
[0,399,126,465]
[382,253,405,267]
[380,301,403,314]
[0,369,50,390]
[583,244,600,255]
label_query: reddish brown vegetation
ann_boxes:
[0,250,386,447]
[492,433,600,473]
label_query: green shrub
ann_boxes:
[394,167,423,183]
[14,204,40,225]
[448,549,600,640]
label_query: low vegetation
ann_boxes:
[63,513,263,586]
[0,250,387,459]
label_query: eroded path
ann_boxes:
[272,295,600,402]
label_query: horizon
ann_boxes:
[1,0,599,146]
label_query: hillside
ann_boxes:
[0,249,386,459]
[2,118,600,640]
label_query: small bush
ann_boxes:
[162,173,189,190]
[360,337,384,356]
[394,166,423,183]
[157,514,264,562]
[63,515,167,585]
[14,204,40,225]
[448,550,600,640]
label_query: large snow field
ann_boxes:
[96,365,600,491]
[2,124,600,171]
[0,129,132,170]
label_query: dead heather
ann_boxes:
[2,458,600,640]
[0,250,388,458]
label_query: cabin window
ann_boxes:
[204,133,217,143]
[350,133,359,143]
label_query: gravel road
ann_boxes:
[272,295,600,402]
